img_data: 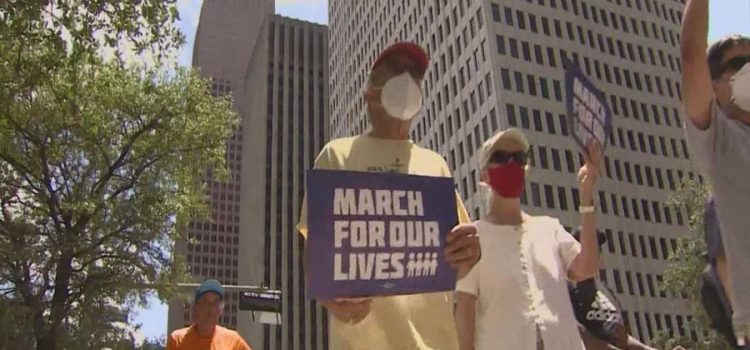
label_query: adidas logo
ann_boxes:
[586,308,622,322]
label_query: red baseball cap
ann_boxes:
[371,42,430,77]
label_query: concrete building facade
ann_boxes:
[168,1,329,349]
[168,0,274,338]
[329,0,697,343]
[248,14,330,350]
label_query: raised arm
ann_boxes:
[680,0,714,130]
[568,141,602,281]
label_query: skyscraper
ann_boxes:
[168,0,274,338]
[329,0,696,343]
[168,1,329,349]
[246,14,330,350]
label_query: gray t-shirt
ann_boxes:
[704,197,724,264]
[685,102,750,327]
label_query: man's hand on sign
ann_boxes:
[444,223,480,278]
[322,298,372,324]
[578,140,602,203]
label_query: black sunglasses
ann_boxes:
[488,151,529,166]
[716,55,750,79]
[373,57,424,82]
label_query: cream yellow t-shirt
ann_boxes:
[298,134,470,350]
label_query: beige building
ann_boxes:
[329,0,696,343]
[168,1,329,349]
[246,14,330,350]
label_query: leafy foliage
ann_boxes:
[0,1,236,349]
[650,178,733,349]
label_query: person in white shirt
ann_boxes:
[455,128,602,350]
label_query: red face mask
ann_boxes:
[487,162,526,198]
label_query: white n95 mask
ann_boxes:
[730,64,750,112]
[380,72,423,121]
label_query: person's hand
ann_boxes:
[321,298,372,324]
[578,140,602,204]
[735,322,750,347]
[445,223,480,276]
[624,336,658,350]
[579,323,622,349]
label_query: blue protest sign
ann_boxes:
[564,57,613,153]
[305,169,459,300]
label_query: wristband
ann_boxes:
[579,205,595,214]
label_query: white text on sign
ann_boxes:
[573,78,606,143]
[331,188,441,281]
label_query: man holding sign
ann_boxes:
[297,42,480,350]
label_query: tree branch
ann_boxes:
[90,117,160,197]
[76,152,169,236]
[72,223,128,259]
[37,138,67,236]
[47,253,73,335]
[72,252,146,274]
[0,154,43,195]
[56,155,75,201]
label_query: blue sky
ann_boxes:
[134,0,746,343]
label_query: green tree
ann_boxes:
[650,178,732,350]
[0,1,237,349]
[139,337,167,350]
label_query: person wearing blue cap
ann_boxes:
[167,279,252,350]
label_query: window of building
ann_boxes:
[531,182,542,207]
[638,235,648,258]
[610,194,619,215]
[545,112,556,134]
[504,6,514,25]
[507,103,517,126]
[558,187,568,211]
[501,68,512,90]
[544,185,555,209]
[617,231,628,256]
[626,271,635,295]
[551,149,562,171]
[629,233,637,257]
[601,229,614,254]
[520,106,530,129]
[564,149,575,173]
[636,272,645,296]
[613,269,624,293]
[491,3,501,22]
[514,72,525,93]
